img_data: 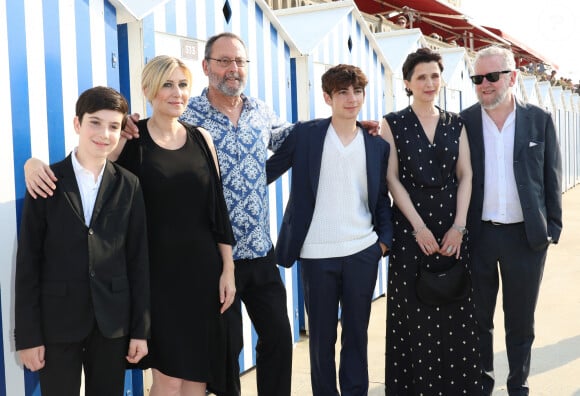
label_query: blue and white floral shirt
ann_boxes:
[180,88,293,260]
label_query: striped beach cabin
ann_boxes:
[1,0,579,394]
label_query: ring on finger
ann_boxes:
[446,245,453,253]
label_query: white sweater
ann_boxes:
[300,125,378,259]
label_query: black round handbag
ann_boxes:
[416,253,471,306]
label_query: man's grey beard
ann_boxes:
[479,87,510,110]
[211,72,245,97]
[219,81,244,96]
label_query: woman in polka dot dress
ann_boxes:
[380,48,482,394]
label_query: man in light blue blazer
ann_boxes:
[266,64,393,396]
[461,46,562,396]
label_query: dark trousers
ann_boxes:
[301,242,381,396]
[219,250,293,396]
[39,325,128,396]
[471,221,547,396]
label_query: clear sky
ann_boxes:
[461,0,580,81]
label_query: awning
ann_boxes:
[354,0,557,69]
[483,26,559,70]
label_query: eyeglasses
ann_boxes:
[207,57,250,68]
[470,70,512,85]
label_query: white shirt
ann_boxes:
[300,125,377,259]
[481,103,524,223]
[71,148,105,226]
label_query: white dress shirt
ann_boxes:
[481,103,524,223]
[71,148,105,226]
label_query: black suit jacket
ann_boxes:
[266,118,393,268]
[461,100,563,251]
[15,155,150,350]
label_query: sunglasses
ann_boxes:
[470,70,512,85]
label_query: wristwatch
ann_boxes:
[452,224,468,236]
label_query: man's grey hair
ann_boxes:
[204,32,247,59]
[474,46,516,71]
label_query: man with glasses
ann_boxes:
[180,32,294,396]
[461,46,562,396]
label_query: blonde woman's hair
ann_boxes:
[141,55,192,102]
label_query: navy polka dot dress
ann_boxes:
[384,106,482,395]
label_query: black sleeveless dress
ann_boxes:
[384,107,482,394]
[117,119,234,391]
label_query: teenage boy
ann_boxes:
[266,64,393,396]
[15,86,150,396]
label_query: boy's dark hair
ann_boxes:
[75,86,129,129]
[321,64,368,96]
[402,48,444,96]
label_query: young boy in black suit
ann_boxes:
[14,86,150,396]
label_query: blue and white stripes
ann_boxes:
[2,0,120,394]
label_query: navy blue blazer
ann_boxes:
[461,99,562,250]
[266,118,393,268]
